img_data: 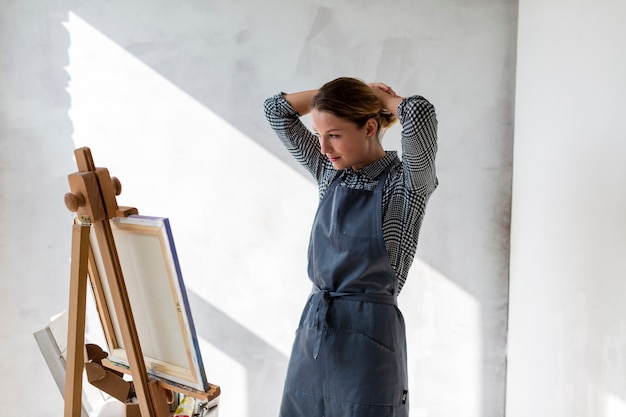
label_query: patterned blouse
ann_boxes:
[263,93,438,291]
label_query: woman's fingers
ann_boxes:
[369,83,399,98]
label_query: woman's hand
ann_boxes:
[369,82,400,98]
[369,83,402,116]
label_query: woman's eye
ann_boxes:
[314,133,339,139]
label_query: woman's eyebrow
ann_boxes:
[313,127,341,135]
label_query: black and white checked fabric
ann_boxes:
[264,93,438,291]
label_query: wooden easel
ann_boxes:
[63,147,219,417]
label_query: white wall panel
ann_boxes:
[508,0,626,416]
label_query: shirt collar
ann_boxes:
[345,151,398,180]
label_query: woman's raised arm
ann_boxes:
[282,89,319,116]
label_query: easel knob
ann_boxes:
[111,177,122,196]
[65,192,85,212]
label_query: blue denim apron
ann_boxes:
[279,158,409,417]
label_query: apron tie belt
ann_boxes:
[311,286,397,359]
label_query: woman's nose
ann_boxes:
[319,136,331,154]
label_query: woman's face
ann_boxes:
[311,109,380,171]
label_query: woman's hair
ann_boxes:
[311,77,398,136]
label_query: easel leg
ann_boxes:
[64,223,91,417]
[149,380,173,417]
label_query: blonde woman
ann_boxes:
[264,77,438,417]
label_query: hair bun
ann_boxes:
[379,111,398,129]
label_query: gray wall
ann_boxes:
[0,1,517,416]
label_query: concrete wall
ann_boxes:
[506,0,626,416]
[0,1,516,416]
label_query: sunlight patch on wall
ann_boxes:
[604,390,626,417]
[199,338,247,416]
[402,259,482,416]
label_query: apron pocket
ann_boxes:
[323,327,404,406]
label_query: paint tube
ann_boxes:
[172,395,196,417]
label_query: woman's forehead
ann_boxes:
[311,109,356,132]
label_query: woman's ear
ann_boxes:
[365,118,378,138]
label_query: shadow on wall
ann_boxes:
[0,2,83,416]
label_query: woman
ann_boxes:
[264,77,438,417]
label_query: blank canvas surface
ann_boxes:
[91,215,208,391]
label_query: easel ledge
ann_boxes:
[102,359,221,406]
